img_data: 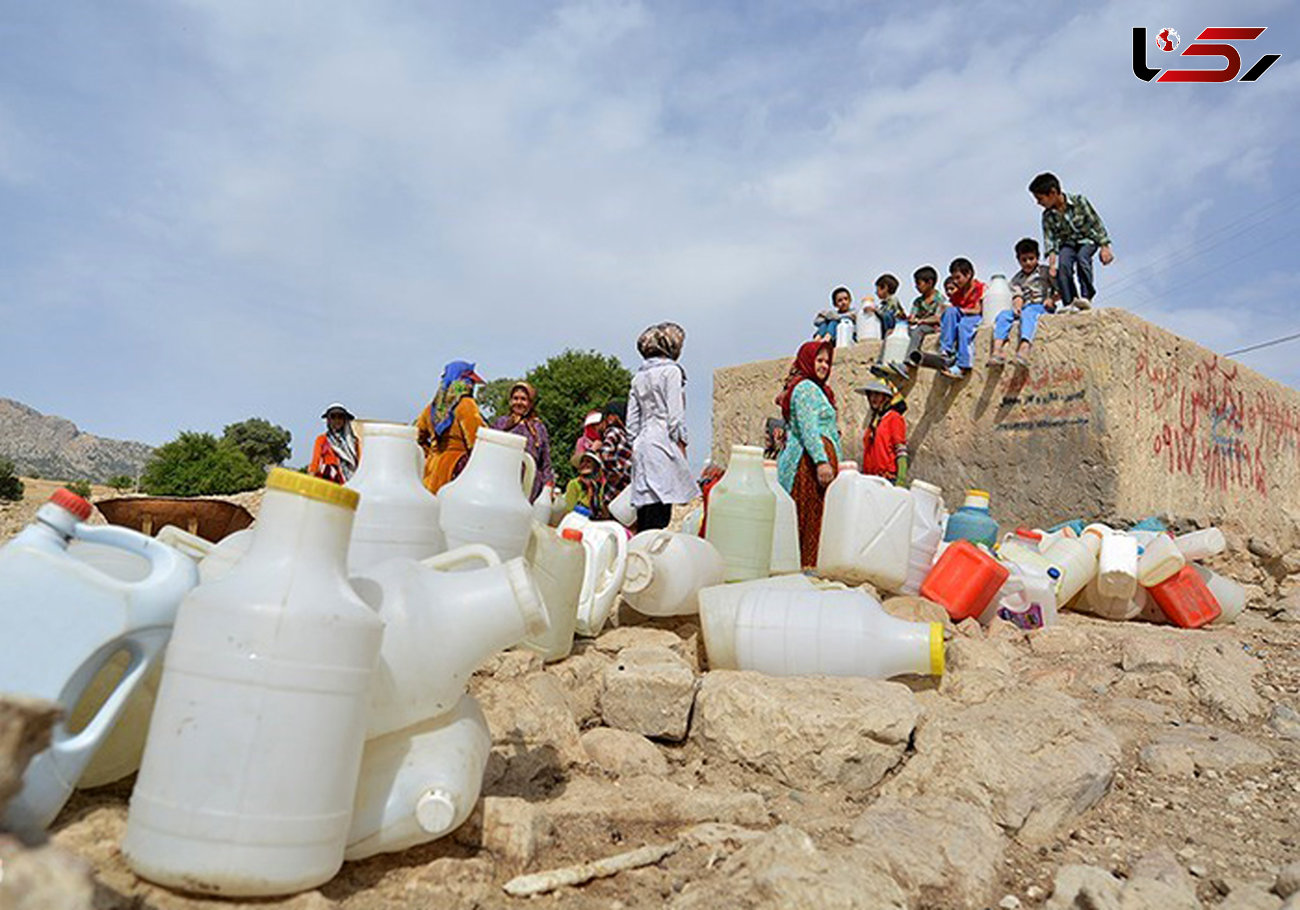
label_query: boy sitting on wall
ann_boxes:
[991,237,1059,368]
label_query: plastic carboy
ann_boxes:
[817,471,912,591]
[622,530,726,617]
[0,490,198,835]
[520,526,586,662]
[900,480,945,596]
[762,459,801,575]
[982,274,1013,326]
[943,490,999,548]
[123,470,384,897]
[438,426,537,561]
[346,421,445,572]
[705,444,776,582]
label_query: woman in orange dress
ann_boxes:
[416,360,486,493]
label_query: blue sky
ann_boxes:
[2,0,1297,466]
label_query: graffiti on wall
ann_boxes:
[994,364,1093,432]
[1136,341,1300,495]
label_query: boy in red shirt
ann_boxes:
[938,257,985,379]
[856,377,909,485]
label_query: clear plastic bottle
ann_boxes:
[706,444,776,582]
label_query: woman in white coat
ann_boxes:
[627,322,695,531]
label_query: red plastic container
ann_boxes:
[1147,564,1221,629]
[920,540,1010,621]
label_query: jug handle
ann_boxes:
[421,544,501,572]
[590,523,629,601]
[54,631,165,764]
[71,524,199,621]
[521,452,537,499]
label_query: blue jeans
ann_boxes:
[940,307,981,369]
[1057,243,1096,305]
[994,303,1047,344]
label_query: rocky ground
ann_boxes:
[2,483,1298,909]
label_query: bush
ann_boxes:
[140,432,266,496]
[107,474,135,492]
[475,377,519,423]
[0,457,24,501]
[222,418,292,470]
[65,479,93,499]
[523,350,632,486]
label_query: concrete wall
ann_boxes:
[712,310,1300,546]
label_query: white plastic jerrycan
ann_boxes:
[880,322,911,369]
[438,426,537,561]
[700,586,943,680]
[1136,531,1185,586]
[345,694,491,861]
[559,513,629,637]
[982,563,1058,630]
[520,525,587,662]
[1198,565,1247,624]
[900,480,945,596]
[834,317,856,348]
[706,444,776,582]
[983,274,1014,326]
[622,530,726,617]
[607,484,637,527]
[762,459,801,575]
[1041,532,1099,606]
[1174,527,1226,561]
[123,471,382,897]
[0,490,198,834]
[356,545,549,738]
[1084,524,1138,601]
[817,471,913,591]
[347,421,445,572]
[532,484,558,527]
[197,526,254,583]
[856,305,883,342]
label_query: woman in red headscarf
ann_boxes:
[774,339,842,567]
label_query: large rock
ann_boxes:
[600,645,697,741]
[883,687,1120,844]
[693,671,919,793]
[580,727,669,778]
[1,695,61,818]
[0,837,95,910]
[475,671,587,794]
[1045,862,1200,910]
[543,647,613,727]
[1192,641,1266,721]
[1138,725,1274,777]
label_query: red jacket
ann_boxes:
[861,408,907,480]
[950,279,985,314]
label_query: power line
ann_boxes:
[1224,331,1300,357]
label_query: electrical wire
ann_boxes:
[1224,331,1300,357]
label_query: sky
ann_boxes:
[1,0,1297,467]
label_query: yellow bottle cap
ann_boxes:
[929,623,946,677]
[265,467,360,511]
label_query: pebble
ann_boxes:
[999,896,1022,910]
[1190,864,1209,877]
[1026,884,1046,901]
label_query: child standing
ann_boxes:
[939,258,984,379]
[813,286,856,342]
[991,238,1060,367]
[1028,172,1114,310]
[856,378,909,486]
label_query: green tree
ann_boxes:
[0,457,24,502]
[65,479,93,499]
[524,350,632,485]
[222,418,292,469]
[107,474,135,492]
[475,377,519,423]
[140,432,266,496]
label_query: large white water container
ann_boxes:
[1198,565,1247,624]
[1086,524,1138,601]
[1136,532,1185,587]
[981,563,1058,630]
[696,574,817,642]
[438,427,537,561]
[355,545,548,739]
[197,527,254,584]
[558,513,630,636]
[345,694,491,861]
[347,421,445,572]
[1174,527,1226,561]
[700,586,943,679]
[1076,573,1143,621]
[856,303,883,342]
[520,525,586,662]
[123,470,383,897]
[0,491,198,835]
[1040,533,1099,606]
[817,471,913,591]
[762,460,801,575]
[900,480,945,596]
[880,322,911,368]
[983,274,1014,327]
[622,531,726,617]
[705,445,776,582]
[834,317,856,348]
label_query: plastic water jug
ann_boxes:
[1041,533,1099,606]
[856,303,883,342]
[1195,564,1247,624]
[880,323,911,370]
[345,694,491,861]
[1049,518,1087,536]
[983,563,1058,630]
[762,460,801,575]
[622,531,726,617]
[1147,565,1221,629]
[1175,527,1227,561]
[943,490,999,548]
[700,586,943,679]
[681,506,703,537]
[997,528,1045,566]
[123,470,383,897]
[520,526,586,662]
[0,491,198,835]
[356,544,548,738]
[900,480,945,596]
[1076,574,1143,621]
[706,444,776,582]
[1085,524,1138,601]
[697,574,817,646]
[835,317,856,348]
[817,471,913,591]
[983,274,1013,326]
[346,421,445,572]
[608,484,636,526]
[559,513,630,636]
[921,540,1009,621]
[197,526,254,583]
[438,426,537,561]
[1136,532,1185,587]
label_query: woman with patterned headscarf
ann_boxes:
[776,339,842,567]
[627,322,694,531]
[490,381,555,503]
[416,360,486,494]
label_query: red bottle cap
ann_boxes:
[1015,527,1042,541]
[50,488,93,521]
[561,528,584,542]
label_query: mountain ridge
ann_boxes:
[0,397,154,483]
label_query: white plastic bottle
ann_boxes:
[706,445,776,582]
[982,563,1058,630]
[1076,574,1143,621]
[607,484,636,526]
[982,274,1014,327]
[762,459,801,575]
[345,694,491,861]
[700,587,943,679]
[856,302,883,342]
[1,490,198,834]
[880,322,911,370]
[559,513,630,637]
[696,574,817,637]
[1196,565,1248,624]
[835,316,856,348]
[900,480,945,596]
[817,471,913,591]
[438,426,537,561]
[520,526,586,662]
[1136,532,1185,587]
[355,545,549,738]
[622,530,726,617]
[1085,524,1138,601]
[1175,527,1227,561]
[1040,532,1099,606]
[346,421,445,572]
[123,470,383,897]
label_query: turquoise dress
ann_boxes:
[777,380,842,491]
